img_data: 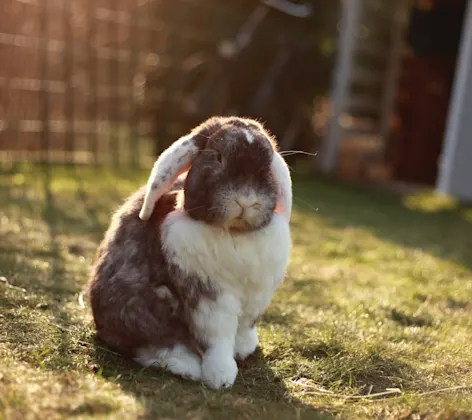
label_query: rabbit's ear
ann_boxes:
[139,118,224,220]
[139,134,200,221]
[272,152,292,222]
[139,117,225,220]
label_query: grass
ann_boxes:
[1,164,472,419]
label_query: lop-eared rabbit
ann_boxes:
[88,116,292,389]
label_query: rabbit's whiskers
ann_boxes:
[184,205,205,212]
[280,150,318,157]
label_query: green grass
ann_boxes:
[1,164,472,419]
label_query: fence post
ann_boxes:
[87,0,99,166]
[127,4,139,168]
[40,0,50,164]
[317,0,362,175]
[64,0,75,165]
[107,0,119,166]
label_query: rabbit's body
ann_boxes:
[89,117,292,389]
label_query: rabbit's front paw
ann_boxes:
[235,327,258,360]
[202,349,238,390]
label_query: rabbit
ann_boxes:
[88,116,292,390]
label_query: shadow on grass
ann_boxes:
[292,175,472,270]
[86,345,332,419]
[0,166,330,418]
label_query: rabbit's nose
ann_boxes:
[236,196,259,209]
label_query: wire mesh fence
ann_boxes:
[0,0,343,170]
[0,0,222,168]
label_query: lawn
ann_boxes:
[1,164,472,419]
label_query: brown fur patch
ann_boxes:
[88,187,215,356]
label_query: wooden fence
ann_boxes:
[0,0,223,168]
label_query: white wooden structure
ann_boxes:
[437,0,472,201]
[319,0,472,201]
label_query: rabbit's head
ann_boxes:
[139,116,292,231]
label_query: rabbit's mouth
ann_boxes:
[226,217,250,232]
[224,211,273,233]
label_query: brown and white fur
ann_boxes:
[88,116,292,390]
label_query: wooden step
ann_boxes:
[345,95,382,115]
[349,67,385,85]
[355,42,390,59]
[339,115,378,135]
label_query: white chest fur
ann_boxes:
[161,211,291,318]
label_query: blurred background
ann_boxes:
[0,0,470,200]
[2,3,472,416]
